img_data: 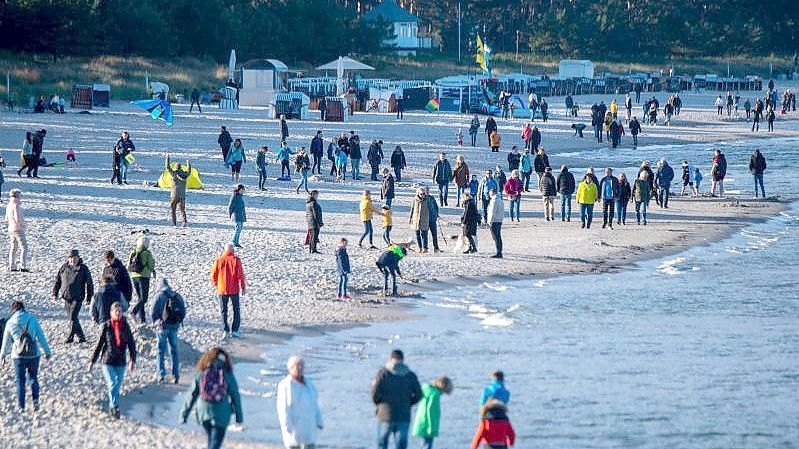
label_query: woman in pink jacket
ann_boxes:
[503,170,523,222]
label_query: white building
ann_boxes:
[364,0,429,55]
[238,59,289,107]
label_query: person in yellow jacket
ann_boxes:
[610,99,618,118]
[576,174,598,229]
[489,130,501,152]
[359,189,378,249]
[381,205,393,246]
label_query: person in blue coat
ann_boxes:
[655,158,675,209]
[479,371,510,405]
[275,142,295,179]
[0,300,52,412]
[225,139,246,183]
[150,278,186,383]
[228,184,246,248]
[335,238,351,299]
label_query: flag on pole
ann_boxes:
[426,98,440,112]
[475,35,486,72]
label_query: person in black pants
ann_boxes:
[29,129,46,178]
[306,190,323,254]
[52,249,93,343]
[396,98,404,119]
[189,88,202,113]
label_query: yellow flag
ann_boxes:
[475,35,486,72]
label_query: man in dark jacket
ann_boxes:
[91,274,126,324]
[372,349,421,449]
[150,278,186,383]
[533,148,550,190]
[629,117,641,146]
[318,97,327,121]
[30,129,46,178]
[749,149,767,197]
[599,167,621,229]
[390,146,406,183]
[556,165,576,222]
[381,168,396,208]
[349,131,362,180]
[280,115,289,142]
[367,140,384,181]
[189,88,202,113]
[52,249,94,343]
[102,251,133,305]
[484,117,497,147]
[218,126,233,162]
[306,190,323,254]
[655,159,675,209]
[530,126,542,151]
[310,131,324,175]
[432,153,453,206]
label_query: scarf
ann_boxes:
[110,317,124,347]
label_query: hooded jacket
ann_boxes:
[471,399,515,449]
[277,375,324,447]
[749,151,767,175]
[128,246,155,279]
[228,191,246,223]
[103,258,133,304]
[306,196,323,229]
[371,360,422,423]
[5,196,25,233]
[576,179,598,204]
[336,246,351,275]
[0,310,51,360]
[211,250,245,296]
[91,282,127,324]
[166,156,191,199]
[53,259,94,302]
[390,149,406,169]
[412,383,443,438]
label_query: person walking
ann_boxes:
[256,145,269,190]
[766,107,776,132]
[461,195,480,253]
[503,170,523,222]
[556,166,576,222]
[749,149,767,197]
[17,132,33,177]
[632,172,651,225]
[218,126,233,162]
[277,356,324,449]
[381,168,396,208]
[576,174,598,229]
[533,148,549,190]
[295,148,311,194]
[89,301,136,419]
[318,97,327,121]
[470,399,516,449]
[29,129,45,178]
[507,146,521,172]
[359,189,378,249]
[368,140,384,181]
[469,115,480,147]
[349,132,362,180]
[111,141,124,185]
[334,146,348,182]
[335,238,351,299]
[225,139,247,183]
[372,349,422,449]
[453,156,470,205]
[128,235,156,324]
[0,300,52,412]
[91,274,126,324]
[210,243,246,339]
[478,170,498,224]
[327,139,338,178]
[433,153,453,206]
[412,377,454,449]
[520,149,533,192]
[425,186,441,253]
[409,188,431,253]
[629,117,641,147]
[103,250,133,307]
[710,149,727,198]
[310,131,324,175]
[599,168,620,229]
[391,146,407,183]
[165,153,191,228]
[280,115,290,142]
[52,249,93,343]
[616,173,632,225]
[306,190,323,254]
[151,278,186,384]
[6,189,29,272]
[484,116,497,147]
[180,347,243,449]
[540,167,557,221]
[715,95,724,115]
[487,189,504,258]
[190,88,202,113]
[228,184,246,248]
[114,132,135,185]
[276,142,295,179]
[655,159,674,208]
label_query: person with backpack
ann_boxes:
[211,243,246,339]
[470,399,516,449]
[412,376,454,449]
[228,184,246,248]
[151,278,186,384]
[277,355,324,449]
[90,301,136,419]
[372,349,422,449]
[181,347,243,449]
[749,149,767,197]
[632,171,651,225]
[52,249,94,343]
[0,300,52,412]
[103,250,133,307]
[128,235,155,324]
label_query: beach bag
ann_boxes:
[128,251,144,273]
[161,292,185,325]
[14,321,37,358]
[200,367,227,402]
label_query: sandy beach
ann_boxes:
[0,85,797,448]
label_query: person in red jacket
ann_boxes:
[210,243,246,339]
[503,170,523,222]
[471,399,515,449]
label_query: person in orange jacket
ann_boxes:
[471,399,515,449]
[210,243,246,339]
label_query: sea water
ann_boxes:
[131,137,799,448]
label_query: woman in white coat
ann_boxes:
[276,356,323,449]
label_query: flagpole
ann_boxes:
[457,2,462,63]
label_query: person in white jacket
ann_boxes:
[276,356,323,449]
[487,189,504,259]
[5,188,28,272]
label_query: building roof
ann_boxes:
[315,57,375,71]
[364,0,418,23]
[241,59,288,71]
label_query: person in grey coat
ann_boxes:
[228,184,246,248]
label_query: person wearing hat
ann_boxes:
[276,356,324,449]
[0,300,52,412]
[228,184,246,248]
[5,188,28,272]
[52,249,94,343]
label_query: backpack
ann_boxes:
[15,320,37,358]
[200,367,227,402]
[128,250,144,273]
[161,292,185,325]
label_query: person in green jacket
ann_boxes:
[412,377,453,449]
[181,347,243,449]
[128,235,155,324]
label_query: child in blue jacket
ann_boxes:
[335,238,351,299]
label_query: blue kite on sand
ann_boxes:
[130,99,174,126]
